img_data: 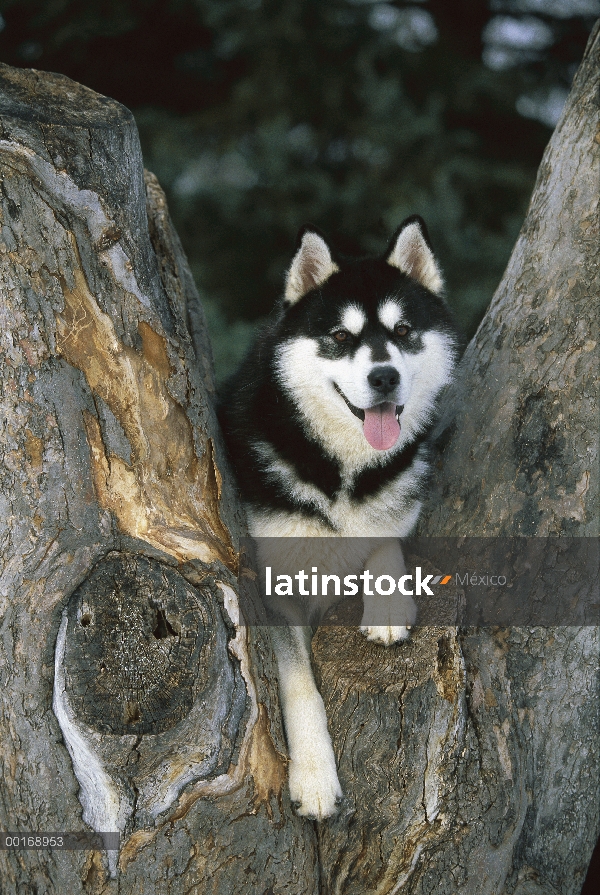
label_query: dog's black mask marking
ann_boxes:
[278,257,457,359]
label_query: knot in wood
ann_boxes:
[63,552,213,735]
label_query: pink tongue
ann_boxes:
[363,403,400,450]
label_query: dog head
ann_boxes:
[275,217,459,465]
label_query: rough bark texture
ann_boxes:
[0,19,598,895]
[313,20,599,895]
[0,63,317,894]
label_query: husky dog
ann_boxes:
[219,216,460,820]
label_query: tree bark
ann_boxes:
[0,63,317,894]
[314,20,599,895]
[0,20,598,895]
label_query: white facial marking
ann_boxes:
[277,338,386,470]
[334,342,389,407]
[378,299,402,331]
[340,304,366,335]
[393,330,456,440]
[276,327,455,471]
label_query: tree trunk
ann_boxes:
[0,20,598,895]
[313,20,599,895]
[0,63,317,894]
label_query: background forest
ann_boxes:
[0,1,597,378]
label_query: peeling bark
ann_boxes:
[0,19,598,895]
[0,62,317,894]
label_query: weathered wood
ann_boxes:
[62,554,217,737]
[313,20,599,895]
[0,62,317,894]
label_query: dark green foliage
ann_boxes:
[0,0,595,379]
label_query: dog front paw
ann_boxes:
[360,589,417,641]
[288,758,343,820]
[360,625,411,645]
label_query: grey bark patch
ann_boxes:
[513,390,565,494]
[93,394,133,465]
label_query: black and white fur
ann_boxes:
[219,217,460,820]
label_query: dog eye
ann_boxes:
[395,324,410,337]
[333,330,350,343]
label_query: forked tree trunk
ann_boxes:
[0,22,598,895]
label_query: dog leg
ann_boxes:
[360,540,417,645]
[270,625,342,819]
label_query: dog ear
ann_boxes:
[385,216,444,294]
[284,227,339,305]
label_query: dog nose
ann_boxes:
[368,366,400,393]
